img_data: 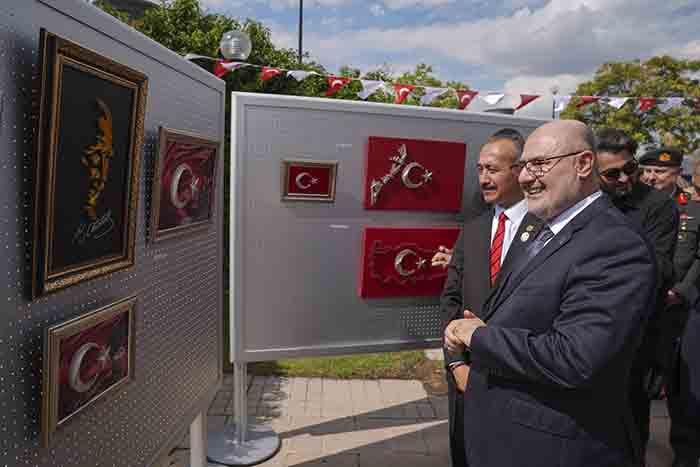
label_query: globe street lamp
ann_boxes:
[219,30,252,61]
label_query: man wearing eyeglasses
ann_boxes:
[639,147,700,467]
[435,128,542,467]
[594,129,679,463]
[444,120,656,467]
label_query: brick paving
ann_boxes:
[169,374,676,467]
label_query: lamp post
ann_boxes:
[550,85,560,120]
[298,0,303,65]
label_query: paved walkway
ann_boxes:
[168,374,676,467]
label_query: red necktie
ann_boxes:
[490,212,507,286]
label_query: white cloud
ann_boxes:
[370,4,386,16]
[381,0,454,9]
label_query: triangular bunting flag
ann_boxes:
[287,70,318,81]
[658,97,684,112]
[576,96,601,108]
[214,60,249,78]
[326,76,353,96]
[393,84,415,104]
[604,97,630,109]
[480,93,505,106]
[457,90,479,110]
[357,80,385,100]
[420,87,449,106]
[554,95,572,112]
[260,67,283,81]
[516,94,540,111]
[638,97,657,112]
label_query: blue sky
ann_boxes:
[200,0,700,118]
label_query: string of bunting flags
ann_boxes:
[185,54,697,113]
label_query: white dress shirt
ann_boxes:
[545,190,603,243]
[491,199,528,266]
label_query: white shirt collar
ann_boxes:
[548,190,602,236]
[494,198,528,224]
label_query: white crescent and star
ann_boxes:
[394,249,427,277]
[69,342,108,393]
[398,88,411,99]
[401,162,433,189]
[170,163,198,209]
[295,172,319,190]
[331,79,344,88]
[461,95,472,104]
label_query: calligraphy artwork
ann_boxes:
[363,136,466,211]
[281,158,339,202]
[359,226,460,298]
[150,128,220,242]
[42,296,136,447]
[31,30,147,297]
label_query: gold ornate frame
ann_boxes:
[42,295,137,447]
[280,158,339,202]
[31,30,148,298]
[150,127,221,242]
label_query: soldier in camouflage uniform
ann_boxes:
[640,148,700,467]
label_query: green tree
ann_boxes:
[561,56,700,154]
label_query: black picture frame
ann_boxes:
[31,30,148,297]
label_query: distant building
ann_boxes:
[97,0,158,18]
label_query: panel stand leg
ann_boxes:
[190,412,207,467]
[207,362,281,466]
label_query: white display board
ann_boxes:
[230,93,545,362]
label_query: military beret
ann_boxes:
[638,147,683,167]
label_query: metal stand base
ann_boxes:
[206,362,280,466]
[207,424,281,466]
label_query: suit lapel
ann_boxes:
[483,196,608,321]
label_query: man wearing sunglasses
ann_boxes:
[596,129,679,464]
[640,147,700,467]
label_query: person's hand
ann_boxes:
[446,310,486,350]
[452,364,470,392]
[431,246,453,268]
[666,289,684,307]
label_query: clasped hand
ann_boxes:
[444,310,486,355]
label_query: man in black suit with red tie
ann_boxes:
[435,128,542,467]
[445,120,657,467]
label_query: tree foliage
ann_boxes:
[561,56,700,155]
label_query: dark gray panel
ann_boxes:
[0,1,224,466]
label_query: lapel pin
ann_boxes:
[520,232,530,242]
[525,225,534,232]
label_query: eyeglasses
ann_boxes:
[519,150,588,178]
[599,160,638,180]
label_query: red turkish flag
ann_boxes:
[393,84,415,104]
[638,97,657,112]
[516,94,540,110]
[326,76,352,96]
[260,67,283,81]
[456,90,479,110]
[576,96,601,108]
[359,227,461,298]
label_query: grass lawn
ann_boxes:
[249,350,442,380]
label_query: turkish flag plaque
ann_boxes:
[364,136,467,210]
[281,158,339,202]
[359,226,460,298]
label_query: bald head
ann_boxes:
[519,120,599,220]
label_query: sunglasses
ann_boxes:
[599,160,638,180]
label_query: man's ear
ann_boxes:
[576,150,595,178]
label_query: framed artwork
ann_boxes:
[42,296,137,447]
[281,158,339,202]
[150,127,220,241]
[363,136,466,211]
[359,226,461,298]
[31,30,148,297]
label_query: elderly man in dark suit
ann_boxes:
[435,128,542,467]
[444,120,657,467]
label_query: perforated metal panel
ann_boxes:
[0,2,224,467]
[231,93,546,362]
